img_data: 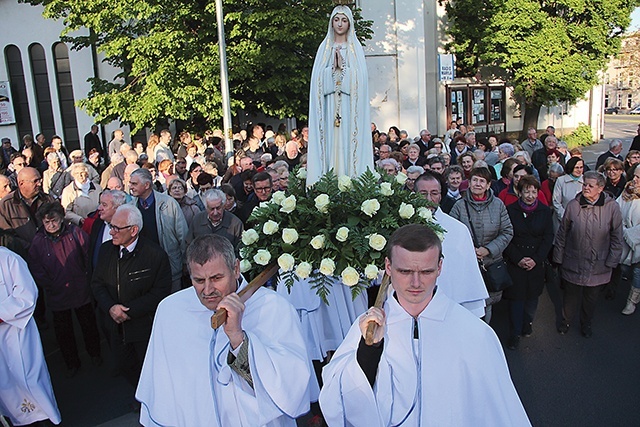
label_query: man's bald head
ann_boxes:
[17,167,42,199]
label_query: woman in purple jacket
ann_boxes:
[29,202,102,378]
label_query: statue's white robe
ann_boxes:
[319,288,531,427]
[136,282,312,427]
[0,248,61,426]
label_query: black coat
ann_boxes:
[91,237,171,343]
[502,201,554,300]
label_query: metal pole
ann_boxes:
[216,0,234,156]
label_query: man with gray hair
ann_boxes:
[129,168,188,292]
[92,204,171,400]
[136,234,313,426]
[596,138,624,170]
[186,188,244,250]
[88,189,128,273]
[521,127,543,157]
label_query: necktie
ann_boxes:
[120,247,129,259]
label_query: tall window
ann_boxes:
[628,94,634,109]
[4,45,33,139]
[29,43,56,141]
[53,43,80,151]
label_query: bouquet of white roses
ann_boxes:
[240,168,445,303]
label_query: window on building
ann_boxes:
[29,43,56,142]
[628,94,633,109]
[53,43,80,151]
[604,94,609,108]
[446,85,506,136]
[617,93,622,107]
[4,45,33,139]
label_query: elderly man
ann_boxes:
[154,129,174,164]
[521,127,543,157]
[276,141,301,170]
[319,225,530,426]
[237,172,273,226]
[186,189,244,251]
[92,204,171,397]
[129,168,188,293]
[595,139,624,170]
[417,129,431,156]
[88,190,128,273]
[84,124,103,159]
[136,235,313,427]
[414,172,488,317]
[494,142,515,178]
[6,153,26,190]
[0,175,11,199]
[111,149,138,182]
[0,247,61,427]
[108,129,126,161]
[375,144,392,168]
[0,167,54,254]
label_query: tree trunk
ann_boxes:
[521,103,542,142]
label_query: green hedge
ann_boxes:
[563,124,594,149]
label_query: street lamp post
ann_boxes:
[215,0,233,156]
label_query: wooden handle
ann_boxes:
[365,273,390,345]
[211,263,279,329]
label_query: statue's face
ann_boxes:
[332,13,349,37]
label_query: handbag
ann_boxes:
[464,201,513,292]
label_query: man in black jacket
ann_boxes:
[92,204,171,393]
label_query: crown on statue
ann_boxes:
[332,0,354,5]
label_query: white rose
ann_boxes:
[258,201,270,209]
[277,253,295,272]
[253,249,271,266]
[239,259,252,273]
[399,202,415,219]
[272,190,286,205]
[296,262,313,279]
[241,229,259,246]
[262,220,279,235]
[319,258,336,276]
[364,264,379,280]
[380,182,394,196]
[341,266,360,287]
[297,168,307,179]
[372,171,381,180]
[314,194,330,213]
[396,172,408,185]
[418,206,433,221]
[360,199,381,217]
[436,230,445,242]
[282,228,299,245]
[280,195,297,214]
[239,246,248,259]
[310,234,325,250]
[335,226,350,242]
[368,233,387,251]
[338,175,352,191]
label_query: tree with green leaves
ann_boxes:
[444,0,639,138]
[24,0,372,132]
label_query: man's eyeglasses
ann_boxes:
[110,224,134,233]
[254,186,272,193]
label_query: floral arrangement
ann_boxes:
[239,168,445,302]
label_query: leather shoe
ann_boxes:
[522,322,533,337]
[557,323,569,335]
[507,335,520,350]
[581,325,593,338]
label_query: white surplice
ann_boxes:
[319,287,531,427]
[277,274,367,362]
[0,247,61,426]
[136,281,313,427]
[435,207,489,317]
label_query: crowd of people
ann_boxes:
[1,120,639,426]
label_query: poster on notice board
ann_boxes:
[0,82,16,126]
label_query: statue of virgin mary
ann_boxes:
[306,5,373,186]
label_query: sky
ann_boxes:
[630,7,640,31]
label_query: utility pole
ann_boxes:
[215,0,233,156]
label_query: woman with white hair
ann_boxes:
[379,158,399,176]
[43,151,67,199]
[61,163,102,226]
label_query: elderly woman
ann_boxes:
[60,163,102,226]
[625,150,640,180]
[402,143,426,169]
[619,165,640,315]
[552,156,584,229]
[554,171,623,337]
[603,157,626,199]
[541,162,564,208]
[28,202,102,377]
[379,158,400,176]
[43,151,67,199]
[498,164,548,207]
[404,165,423,192]
[503,175,554,349]
[167,178,201,228]
[451,167,514,323]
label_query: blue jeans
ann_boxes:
[621,264,640,289]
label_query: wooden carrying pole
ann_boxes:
[211,263,279,329]
[365,273,390,345]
